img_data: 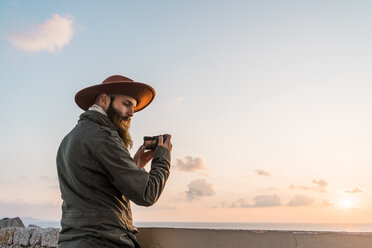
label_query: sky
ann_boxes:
[1,0,372,224]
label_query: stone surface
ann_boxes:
[0,226,59,247]
[0,228,14,245]
[40,227,59,247]
[13,227,31,246]
[28,224,41,228]
[29,228,42,246]
[0,218,24,230]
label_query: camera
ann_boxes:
[143,135,167,150]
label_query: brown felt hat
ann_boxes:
[75,75,156,112]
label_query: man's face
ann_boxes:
[107,94,137,123]
[106,94,137,148]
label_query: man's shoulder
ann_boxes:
[69,118,113,143]
[76,119,122,148]
[99,125,119,137]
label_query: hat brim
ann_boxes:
[75,82,155,112]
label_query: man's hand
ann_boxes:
[134,145,155,169]
[134,134,172,168]
[158,134,172,152]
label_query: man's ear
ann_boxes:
[96,94,110,110]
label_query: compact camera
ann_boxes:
[143,135,167,150]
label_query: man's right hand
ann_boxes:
[158,134,172,152]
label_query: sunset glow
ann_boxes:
[1,1,372,225]
[338,199,354,209]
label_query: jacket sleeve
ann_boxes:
[95,134,171,206]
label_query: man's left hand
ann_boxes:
[134,145,155,168]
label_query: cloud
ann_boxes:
[213,201,228,208]
[287,194,314,207]
[254,169,271,177]
[166,97,183,109]
[345,187,363,194]
[289,184,311,191]
[289,180,327,193]
[227,195,281,208]
[176,156,205,172]
[251,195,281,207]
[312,179,328,187]
[322,199,333,206]
[186,178,215,201]
[9,14,74,53]
[172,97,183,104]
[229,198,250,208]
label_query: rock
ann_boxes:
[28,224,41,228]
[30,228,42,247]
[0,218,24,230]
[0,228,15,245]
[40,227,59,247]
[13,227,31,246]
[0,226,59,247]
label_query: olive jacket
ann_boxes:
[56,110,171,248]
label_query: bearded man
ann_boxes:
[56,75,172,248]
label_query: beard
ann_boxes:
[106,101,133,149]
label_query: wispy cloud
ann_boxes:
[254,169,271,177]
[251,195,281,207]
[228,198,250,208]
[226,195,281,208]
[9,14,74,53]
[166,97,183,109]
[312,179,328,187]
[289,184,311,191]
[186,178,215,201]
[289,178,328,193]
[322,199,333,206]
[287,194,314,207]
[175,156,205,172]
[345,187,363,194]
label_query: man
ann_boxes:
[56,75,172,248]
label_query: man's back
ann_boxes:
[57,110,171,247]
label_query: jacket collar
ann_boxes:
[79,110,117,131]
[88,104,107,116]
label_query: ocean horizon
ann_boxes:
[19,218,372,233]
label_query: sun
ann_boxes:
[338,198,354,209]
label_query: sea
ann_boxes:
[20,219,372,233]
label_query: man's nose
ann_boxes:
[127,108,134,117]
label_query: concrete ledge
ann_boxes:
[2,226,371,248]
[136,228,372,248]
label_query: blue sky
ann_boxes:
[1,0,372,223]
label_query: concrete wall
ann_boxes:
[2,226,372,248]
[136,228,372,248]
